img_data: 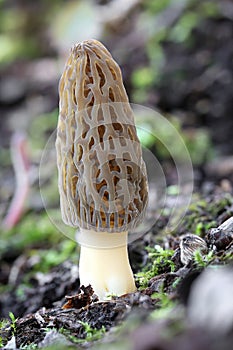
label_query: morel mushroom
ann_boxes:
[56,39,148,299]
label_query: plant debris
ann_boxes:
[62,285,99,310]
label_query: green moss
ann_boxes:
[0,212,60,256]
[150,290,176,321]
[79,321,106,342]
[0,319,9,331]
[31,239,77,273]
[59,322,106,344]
[136,246,175,289]
[132,67,155,89]
[193,249,214,268]
[0,318,10,348]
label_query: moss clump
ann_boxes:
[136,246,175,290]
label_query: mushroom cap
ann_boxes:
[56,39,148,232]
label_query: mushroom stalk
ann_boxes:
[78,230,136,299]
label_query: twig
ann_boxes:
[2,132,30,230]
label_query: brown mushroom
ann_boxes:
[56,39,148,299]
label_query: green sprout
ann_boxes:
[9,312,17,335]
[79,321,106,342]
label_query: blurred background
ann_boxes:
[0,0,233,316]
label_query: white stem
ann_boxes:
[78,229,136,300]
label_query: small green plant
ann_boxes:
[79,321,106,342]
[136,245,175,289]
[194,249,214,268]
[59,322,106,344]
[150,287,177,321]
[171,276,182,290]
[0,319,9,330]
[0,212,62,257]
[0,318,10,348]
[223,251,233,263]
[32,239,77,273]
[151,291,172,308]
[0,336,3,348]
[9,312,17,335]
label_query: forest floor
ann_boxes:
[0,184,232,350]
[0,1,233,349]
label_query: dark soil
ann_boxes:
[0,189,232,349]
